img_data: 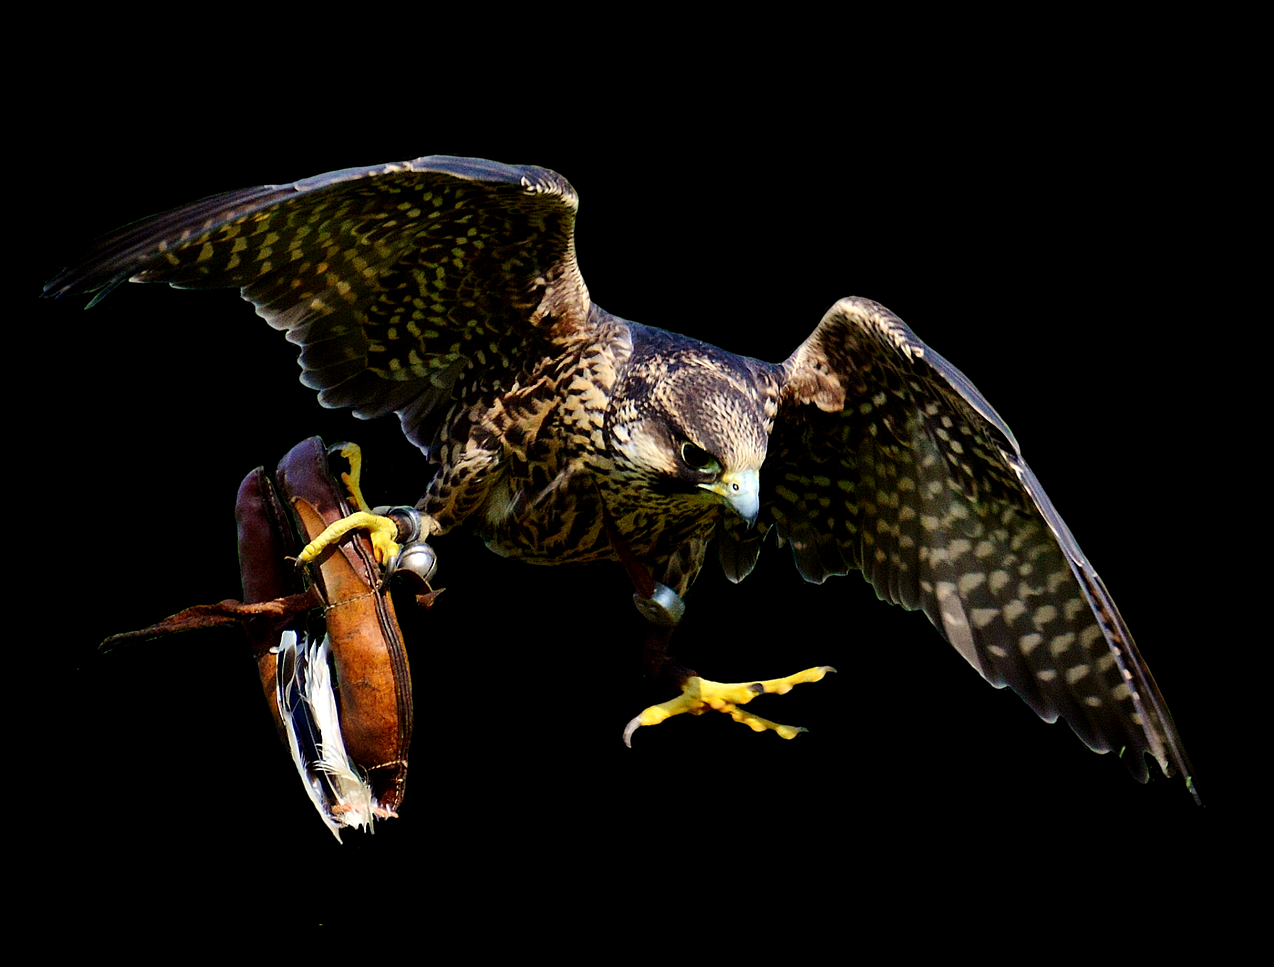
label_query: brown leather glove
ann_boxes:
[103,437,423,838]
[240,437,416,825]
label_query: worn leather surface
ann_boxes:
[237,437,413,812]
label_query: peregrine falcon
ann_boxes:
[45,155,1197,800]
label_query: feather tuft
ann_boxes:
[274,631,388,841]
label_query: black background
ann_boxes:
[25,41,1242,922]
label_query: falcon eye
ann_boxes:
[679,441,721,474]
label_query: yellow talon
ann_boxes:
[623,666,837,746]
[295,445,404,568]
[334,442,374,514]
[297,510,402,567]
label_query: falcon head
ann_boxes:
[606,330,770,526]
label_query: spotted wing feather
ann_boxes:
[44,156,591,449]
[767,297,1194,793]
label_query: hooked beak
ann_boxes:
[699,468,760,527]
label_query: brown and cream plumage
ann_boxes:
[45,155,1197,799]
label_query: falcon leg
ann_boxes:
[298,511,405,567]
[615,538,837,746]
[296,443,438,576]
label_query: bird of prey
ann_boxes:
[45,154,1196,800]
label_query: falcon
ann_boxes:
[45,154,1197,800]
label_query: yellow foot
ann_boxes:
[297,510,403,568]
[332,442,374,514]
[623,666,837,747]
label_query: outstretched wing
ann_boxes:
[764,296,1194,793]
[44,156,591,448]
